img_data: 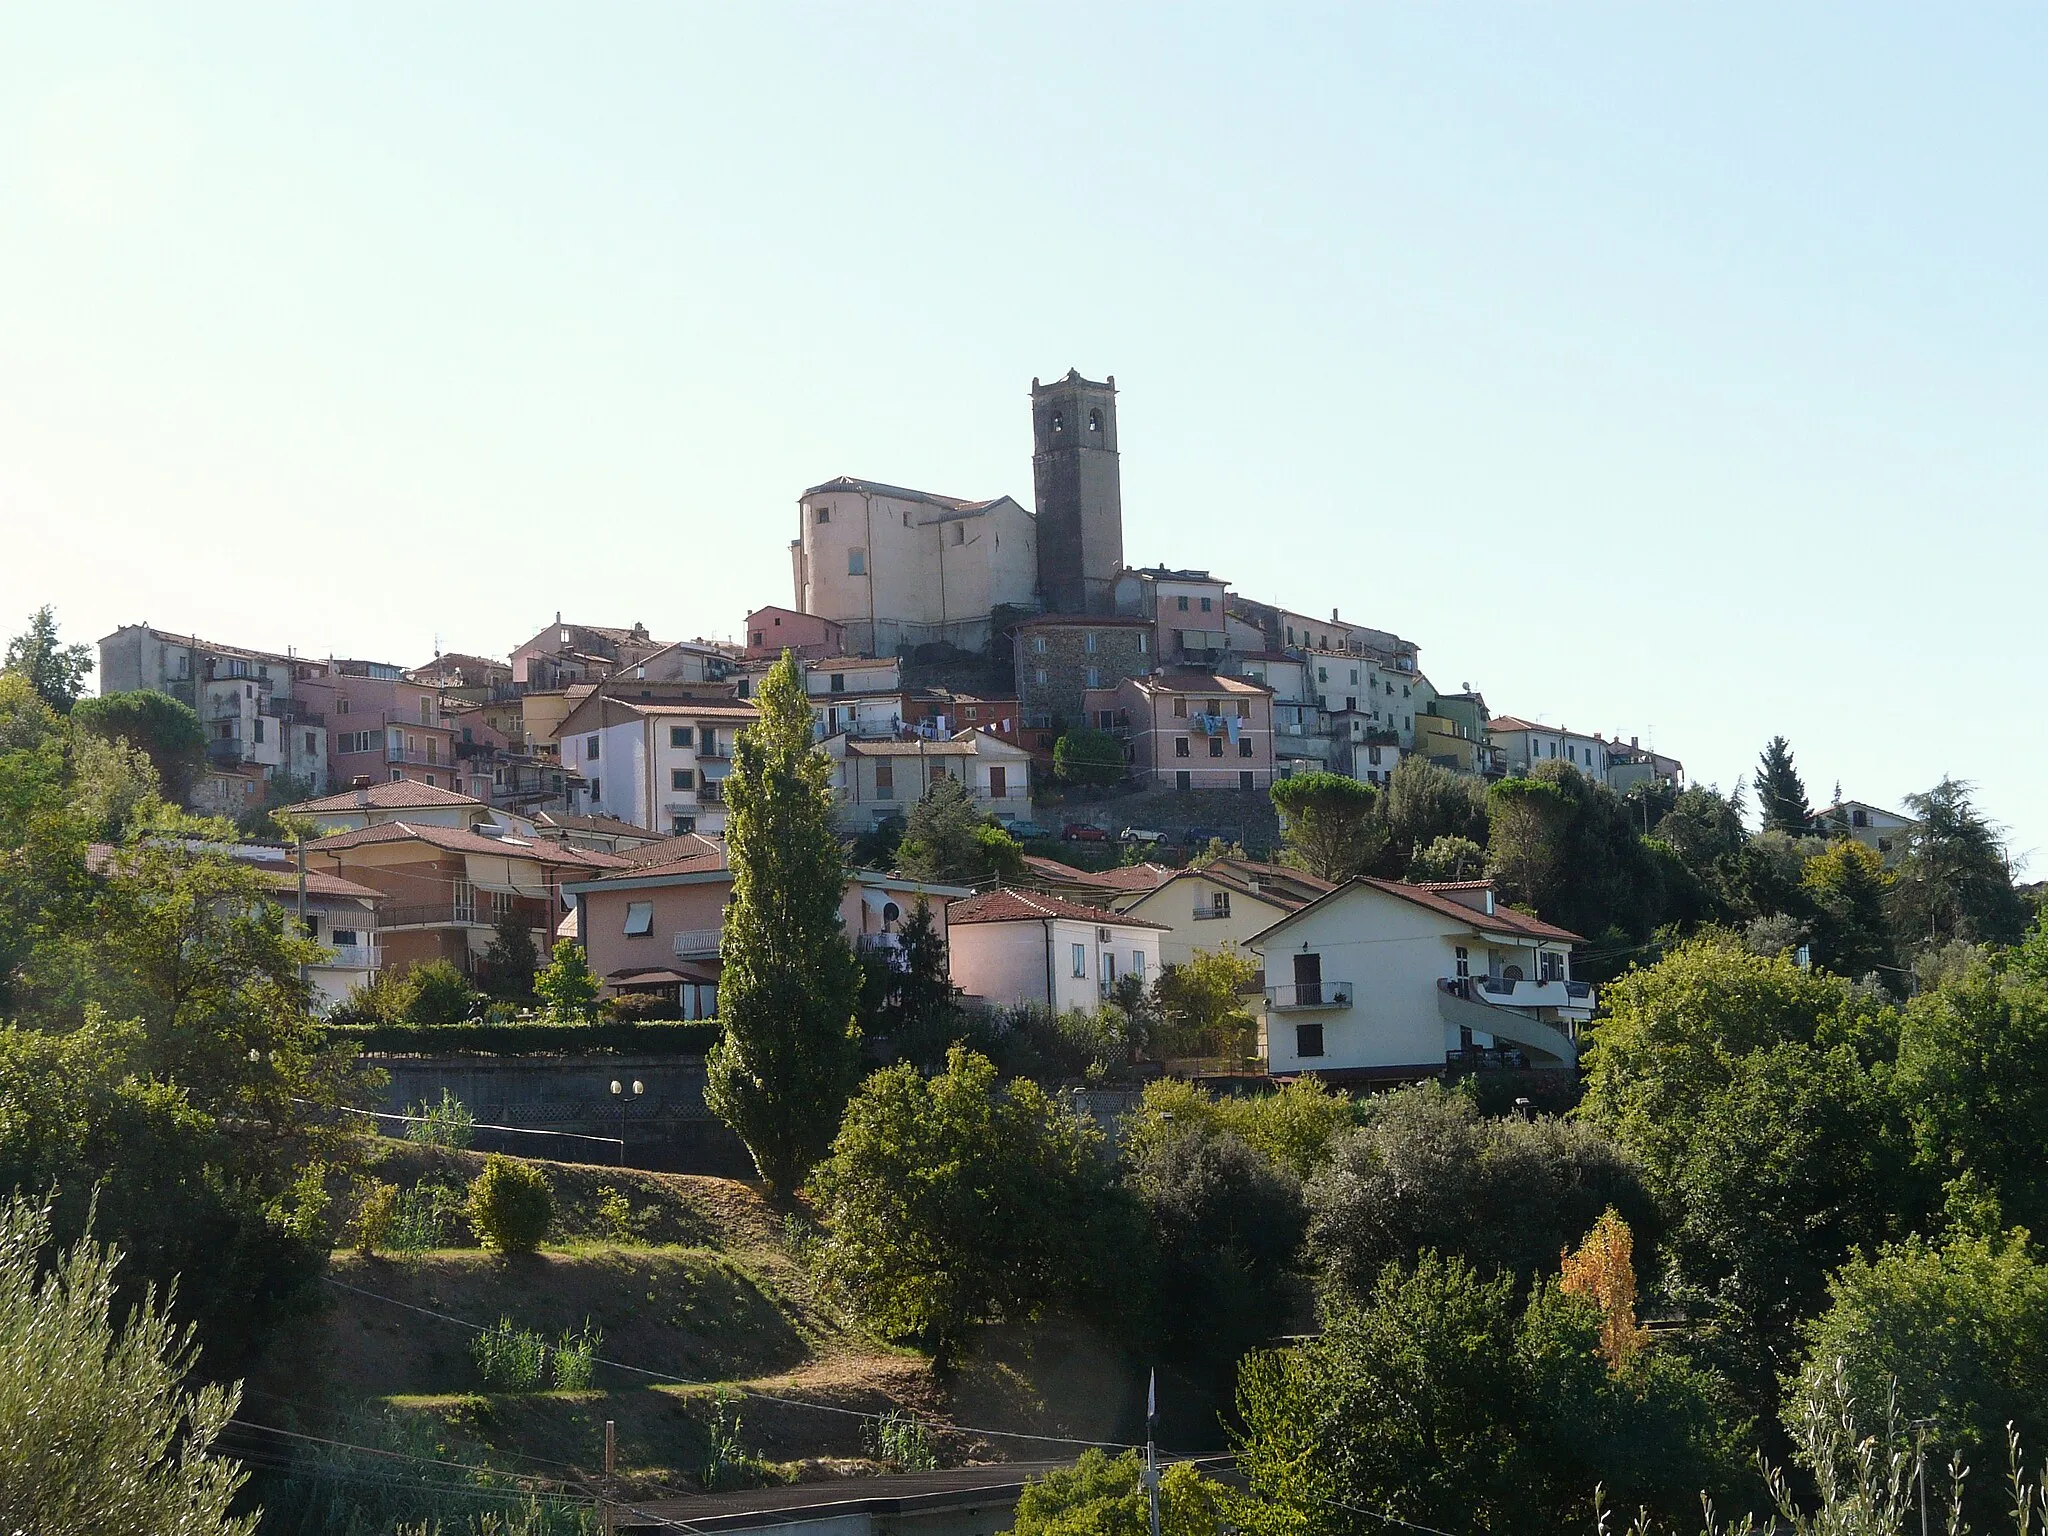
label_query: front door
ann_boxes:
[988,766,1006,800]
[1292,951,1323,1007]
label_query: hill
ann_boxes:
[243,1142,1149,1510]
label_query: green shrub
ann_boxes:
[594,1185,650,1244]
[404,1088,476,1150]
[331,968,417,1026]
[608,991,683,1022]
[465,1156,552,1254]
[350,1180,399,1256]
[472,1316,549,1390]
[552,1322,601,1391]
[404,960,479,1025]
[864,1410,938,1472]
[323,1018,720,1055]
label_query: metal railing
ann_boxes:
[1266,981,1353,1010]
[318,944,383,970]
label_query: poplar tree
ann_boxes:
[705,652,862,1192]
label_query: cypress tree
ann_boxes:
[1755,736,1812,836]
[705,652,862,1192]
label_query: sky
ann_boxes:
[2,5,2042,866]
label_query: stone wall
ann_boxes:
[1015,622,1153,733]
[370,1053,754,1175]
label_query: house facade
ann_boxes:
[283,779,538,837]
[743,606,845,661]
[1812,799,1913,859]
[1082,672,1276,792]
[1112,859,1333,970]
[1247,878,1594,1080]
[945,888,1166,1013]
[556,696,759,836]
[822,732,1035,831]
[305,821,624,978]
[510,618,669,691]
[324,660,460,793]
[564,848,969,1018]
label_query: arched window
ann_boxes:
[1087,409,1102,432]
[1050,410,1064,433]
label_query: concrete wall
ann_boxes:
[371,1053,753,1175]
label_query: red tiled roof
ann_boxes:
[618,832,725,869]
[306,821,630,869]
[1082,862,1179,893]
[1356,877,1582,942]
[287,781,486,813]
[947,888,1171,928]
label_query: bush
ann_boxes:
[350,1181,400,1256]
[323,1018,720,1055]
[534,941,601,1022]
[391,1182,460,1255]
[472,1316,550,1390]
[608,991,683,1023]
[552,1322,601,1391]
[404,960,479,1025]
[465,1156,552,1254]
[403,1088,475,1150]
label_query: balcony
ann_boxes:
[1266,981,1354,1011]
[1191,906,1232,921]
[672,929,722,960]
[377,903,477,929]
[319,943,383,971]
[1442,975,1596,1018]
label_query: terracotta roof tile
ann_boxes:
[306,821,629,869]
[947,888,1171,929]
[287,781,486,813]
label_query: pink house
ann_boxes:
[743,606,846,662]
[562,840,970,1019]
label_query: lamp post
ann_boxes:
[609,1078,643,1167]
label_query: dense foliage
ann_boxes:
[895,776,1025,883]
[705,652,864,1192]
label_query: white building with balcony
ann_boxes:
[1246,877,1593,1080]
[945,888,1166,1013]
[821,730,1035,832]
[555,695,759,838]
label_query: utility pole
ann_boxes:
[1143,1368,1161,1536]
[602,1418,616,1536]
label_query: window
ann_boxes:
[1211,891,1232,918]
[1071,942,1087,978]
[1295,1023,1325,1058]
[963,705,979,720]
[671,768,695,790]
[752,631,764,646]
[670,725,694,748]
[1540,950,1564,981]
[1132,949,1144,982]
[1176,595,1189,611]
[1051,410,1064,432]
[586,735,600,761]
[847,548,866,576]
[951,522,965,545]
[1034,667,1048,686]
[1318,667,1328,683]
[452,879,475,923]
[1176,770,1192,791]
[1237,699,1251,719]
[424,774,436,788]
[252,718,265,744]
[699,728,717,755]
[1456,945,1470,979]
[1084,632,1097,653]
[1239,737,1253,757]
[390,769,404,782]
[1086,667,1100,689]
[1101,951,1116,988]
[305,732,317,754]
[1548,741,1557,757]
[1239,769,1255,791]
[736,678,750,698]
[332,929,359,948]
[1200,596,1212,612]
[589,777,600,802]
[1173,697,1187,718]
[336,697,349,715]
[1033,635,1048,653]
[1209,737,1224,758]
[1175,737,1190,758]
[671,814,696,834]
[815,505,829,523]
[829,673,846,693]
[624,901,654,937]
[875,760,894,798]
[1138,632,1148,653]
[1087,408,1101,432]
[1402,684,1410,697]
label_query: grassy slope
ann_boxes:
[249,1144,1140,1497]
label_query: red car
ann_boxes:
[1062,822,1109,843]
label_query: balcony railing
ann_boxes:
[672,929,722,960]
[1191,907,1231,921]
[377,903,473,929]
[1443,976,1596,1012]
[1267,981,1354,1011]
[319,943,383,970]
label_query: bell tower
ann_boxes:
[1031,370,1124,615]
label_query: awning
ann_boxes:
[465,853,551,899]
[607,962,719,985]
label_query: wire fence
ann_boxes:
[319,1101,629,1163]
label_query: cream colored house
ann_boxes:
[1247,878,1594,1081]
[822,731,1034,831]
[283,780,539,838]
[1111,859,1333,970]
[946,888,1166,1012]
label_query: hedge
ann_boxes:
[324,1019,722,1056]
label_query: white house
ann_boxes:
[1247,878,1594,1080]
[821,731,1035,831]
[556,696,760,836]
[946,888,1167,1013]
[1111,858,1333,971]
[1811,799,1913,859]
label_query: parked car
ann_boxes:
[1181,826,1219,846]
[1005,820,1049,841]
[1062,822,1109,843]
[1119,827,1167,846]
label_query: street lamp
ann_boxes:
[609,1078,643,1167]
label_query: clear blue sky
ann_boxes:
[2,5,2041,867]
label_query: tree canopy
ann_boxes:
[2,607,94,713]
[1270,771,1383,882]
[1754,736,1812,836]
[69,690,207,804]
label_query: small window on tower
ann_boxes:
[1050,411,1064,433]
[848,548,866,576]
[1087,409,1101,432]
[814,505,829,524]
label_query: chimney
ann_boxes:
[1331,608,1339,623]
[1631,735,1639,748]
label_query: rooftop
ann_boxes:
[285,781,487,814]
[948,887,1170,928]
[306,820,629,869]
[801,475,1011,515]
